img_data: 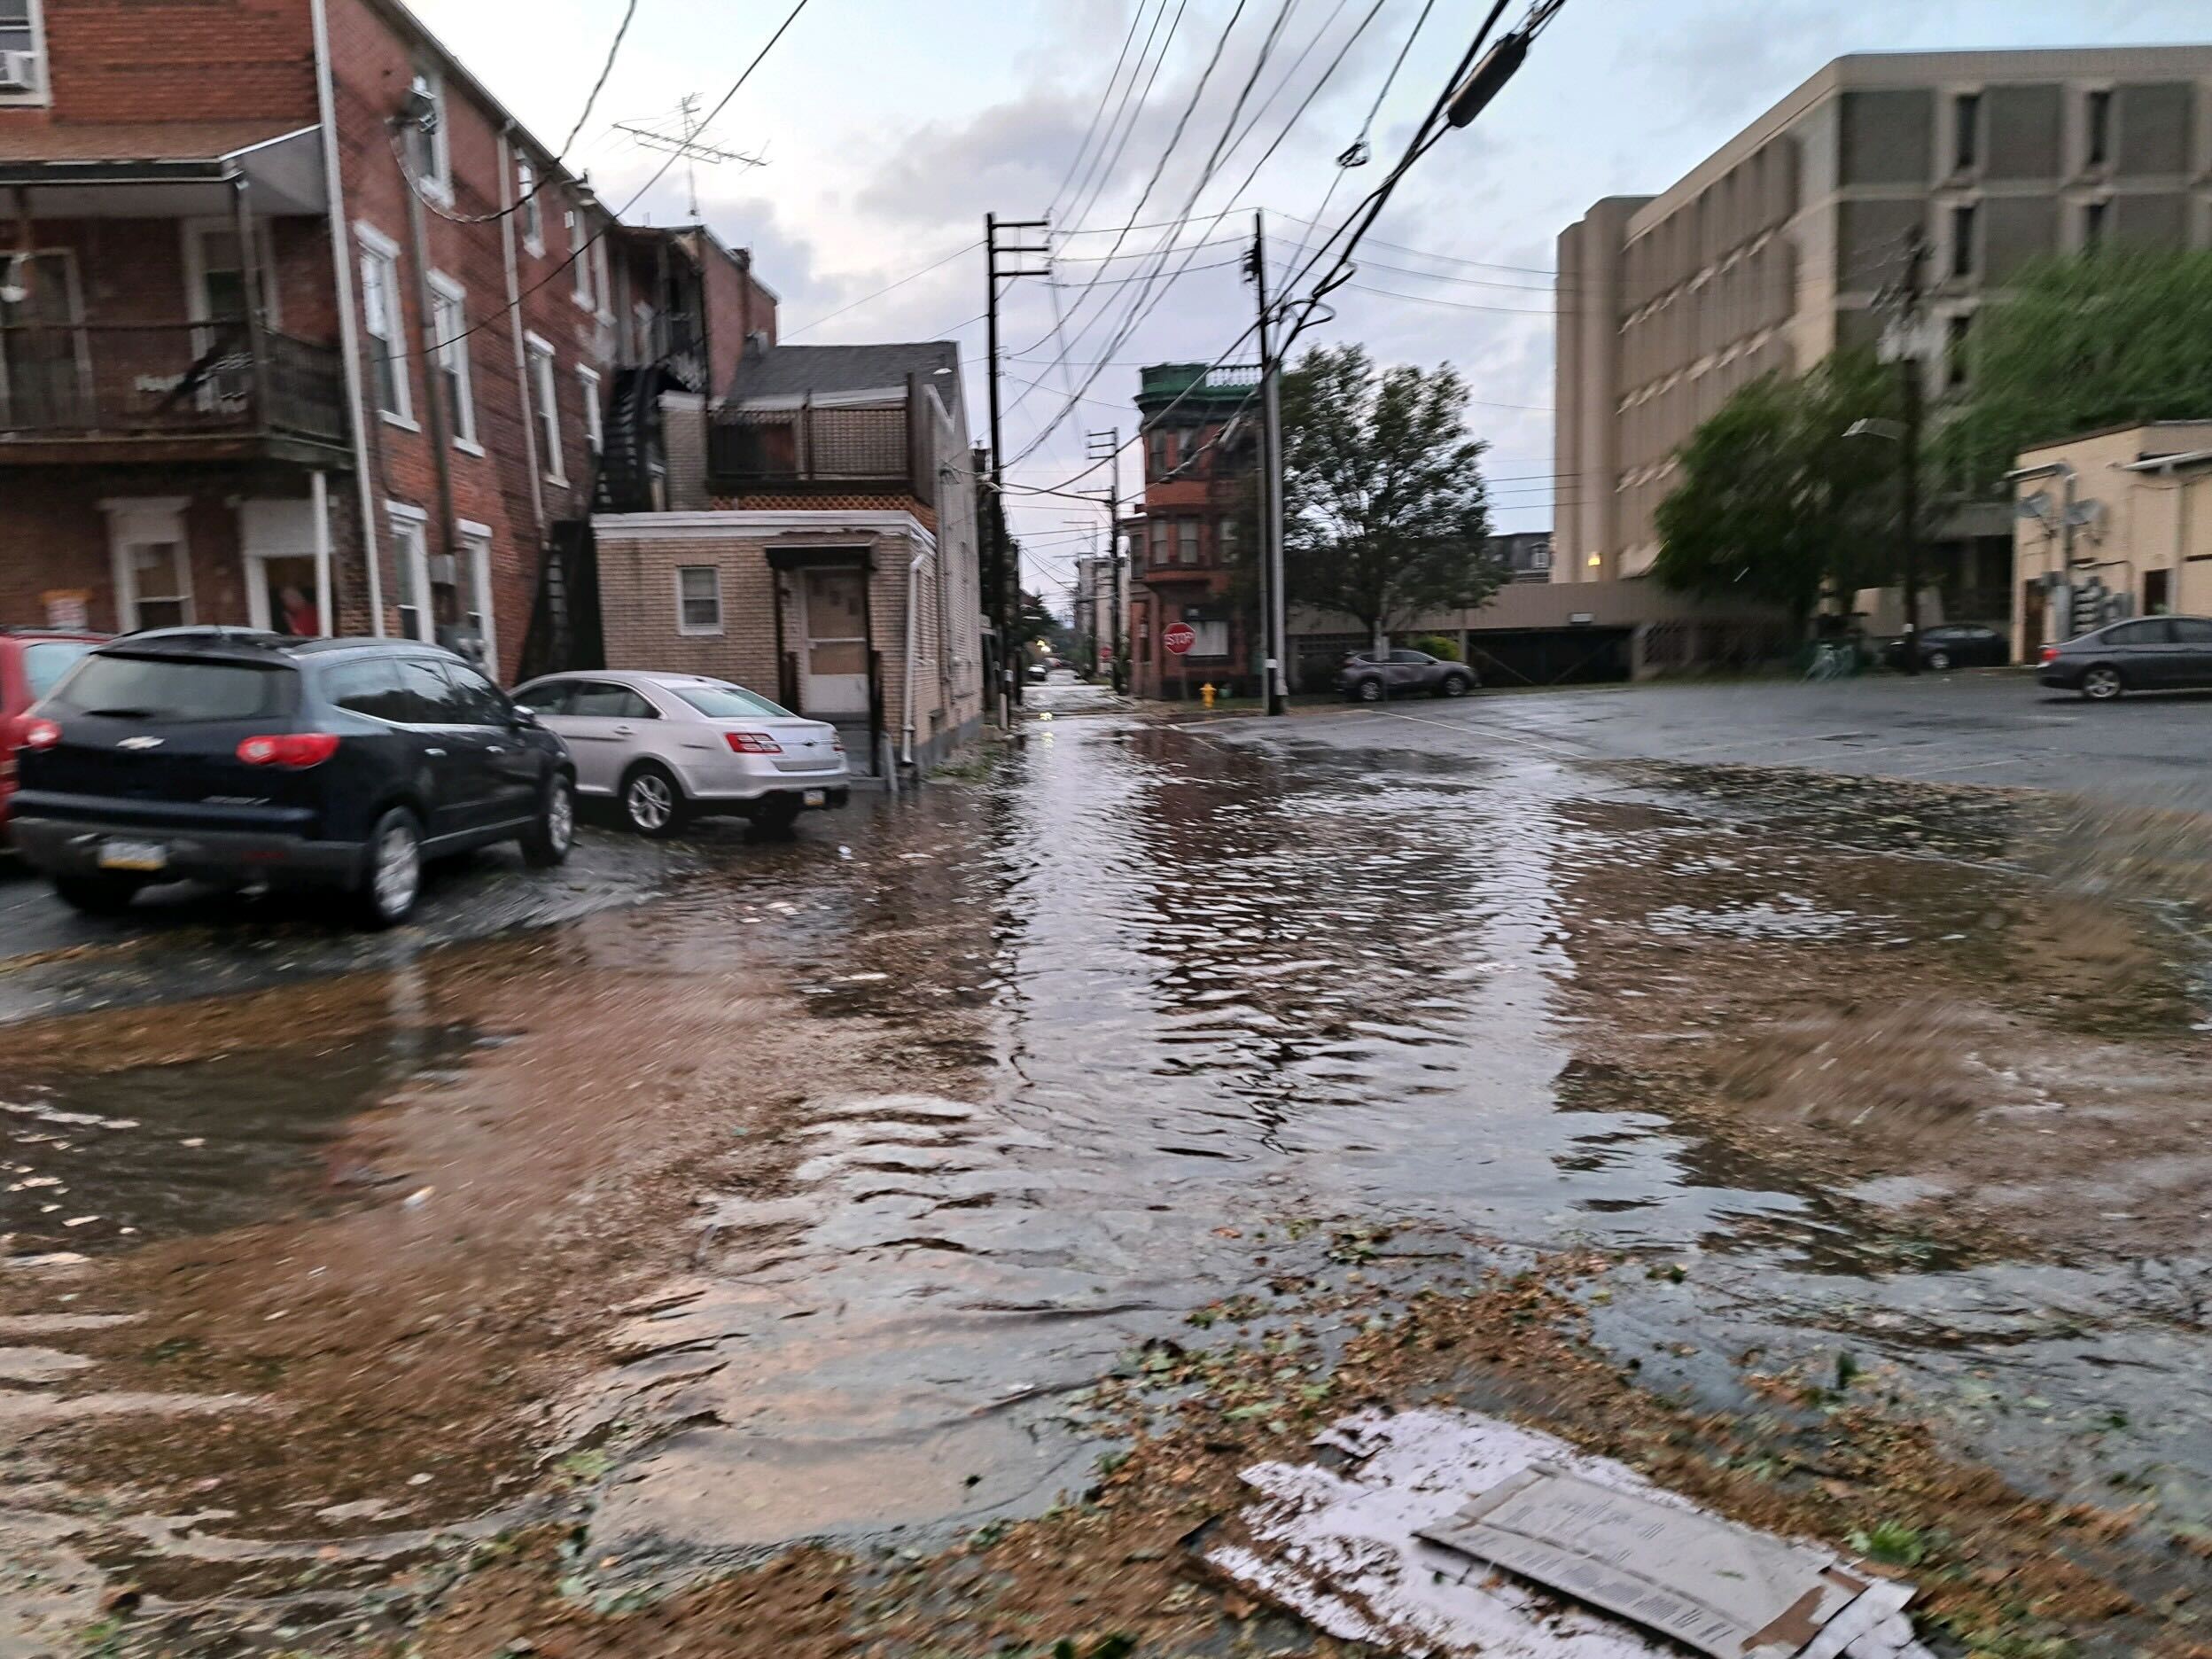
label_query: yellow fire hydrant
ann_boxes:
[1200,682,1217,710]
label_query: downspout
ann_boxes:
[901,541,928,767]
[311,0,386,635]
[497,129,546,532]
[401,161,459,622]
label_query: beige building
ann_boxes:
[1558,46,2212,613]
[2010,421,2212,657]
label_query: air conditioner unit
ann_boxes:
[0,51,40,92]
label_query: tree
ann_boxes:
[1653,349,1904,627]
[1940,248,2212,492]
[1011,588,1061,658]
[1280,345,1499,650]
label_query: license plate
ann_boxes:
[99,839,169,872]
[802,790,827,807]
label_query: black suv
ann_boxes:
[12,630,576,928]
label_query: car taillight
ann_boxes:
[21,718,60,751]
[725,732,783,754]
[2038,644,2060,666]
[237,732,341,767]
[830,734,845,753]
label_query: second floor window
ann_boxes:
[1149,522,1168,569]
[516,158,545,253]
[1953,92,1980,171]
[1,0,47,97]
[569,212,599,312]
[2085,89,2113,168]
[1178,520,1199,565]
[526,335,565,484]
[1219,518,1240,563]
[578,365,604,455]
[428,276,476,448]
[358,229,410,423]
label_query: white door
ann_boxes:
[799,567,871,717]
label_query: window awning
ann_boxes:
[0,124,326,215]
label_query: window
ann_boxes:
[2085,89,2113,167]
[2103,619,2170,646]
[51,656,293,720]
[125,541,191,629]
[387,504,431,641]
[1390,650,1431,665]
[397,658,469,721]
[22,641,91,701]
[1946,314,1973,389]
[1953,92,1981,170]
[516,157,545,253]
[1951,204,1976,278]
[1149,427,1180,477]
[2171,619,2212,643]
[405,68,450,201]
[578,365,604,455]
[571,210,597,311]
[676,565,722,635]
[438,660,510,725]
[357,225,411,424]
[0,0,48,100]
[2083,199,2109,250]
[1190,620,1229,657]
[567,682,658,719]
[103,500,194,632]
[1149,521,1168,568]
[322,658,412,722]
[1178,520,1199,565]
[525,333,564,483]
[428,274,476,449]
[666,681,791,719]
[1219,518,1240,563]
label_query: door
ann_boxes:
[544,679,658,796]
[2145,568,2173,616]
[2101,618,2180,686]
[393,657,495,838]
[0,251,90,429]
[1387,650,1432,692]
[2021,581,2046,659]
[183,222,261,414]
[253,556,323,637]
[439,659,538,823]
[798,566,871,717]
[2169,618,2212,689]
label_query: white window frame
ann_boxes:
[457,519,497,673]
[100,497,194,632]
[386,501,433,643]
[180,216,279,329]
[356,222,414,428]
[675,565,723,636]
[408,67,452,204]
[427,270,479,452]
[570,210,596,312]
[516,156,545,255]
[0,0,51,107]
[577,364,604,456]
[525,331,565,485]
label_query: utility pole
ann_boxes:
[1087,427,1125,693]
[1894,226,1929,676]
[1249,211,1287,716]
[985,214,1050,728]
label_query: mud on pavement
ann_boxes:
[0,715,2208,1656]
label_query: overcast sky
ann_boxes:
[411,0,2207,606]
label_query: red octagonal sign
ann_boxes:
[1163,622,1197,656]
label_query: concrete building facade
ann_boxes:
[1557,46,2212,616]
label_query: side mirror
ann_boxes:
[511,705,541,729]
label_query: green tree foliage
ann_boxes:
[1653,350,1903,626]
[1941,248,2212,492]
[1281,345,1498,645]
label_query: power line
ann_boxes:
[1046,0,1160,222]
[1059,0,1191,242]
[782,240,982,339]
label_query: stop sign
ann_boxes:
[1163,622,1197,656]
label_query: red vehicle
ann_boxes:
[2,629,105,847]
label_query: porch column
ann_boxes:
[311,471,333,639]
[232,175,273,426]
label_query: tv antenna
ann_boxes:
[614,93,767,219]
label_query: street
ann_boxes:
[0,678,2207,1655]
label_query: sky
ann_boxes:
[409,0,2210,609]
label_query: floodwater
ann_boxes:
[2,692,2208,1635]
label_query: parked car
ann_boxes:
[11,630,574,927]
[1338,650,1477,703]
[510,670,849,837]
[2037,615,2212,701]
[1885,624,2009,673]
[2,627,105,850]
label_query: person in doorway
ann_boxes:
[278,585,322,638]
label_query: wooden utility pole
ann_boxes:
[1087,427,1125,693]
[985,214,1049,727]
[1250,210,1288,716]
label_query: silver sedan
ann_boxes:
[510,670,850,837]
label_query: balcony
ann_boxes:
[707,386,939,508]
[0,323,350,468]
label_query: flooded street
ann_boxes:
[2,690,2209,1655]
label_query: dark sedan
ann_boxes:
[1339,650,1477,702]
[1885,624,2009,673]
[2038,615,2212,701]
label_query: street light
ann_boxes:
[1843,417,1921,674]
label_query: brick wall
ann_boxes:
[20,0,318,125]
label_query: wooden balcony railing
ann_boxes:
[0,323,348,447]
[708,379,939,507]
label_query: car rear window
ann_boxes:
[665,681,791,719]
[22,641,95,702]
[51,654,298,721]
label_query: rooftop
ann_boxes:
[728,342,960,406]
[1137,362,1263,418]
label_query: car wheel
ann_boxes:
[2081,665,2125,703]
[1926,650,1953,672]
[1356,678,1385,703]
[621,763,687,837]
[521,772,576,868]
[1438,673,1472,698]
[355,807,423,930]
[52,874,144,917]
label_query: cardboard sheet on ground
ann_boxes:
[1201,1407,1935,1659]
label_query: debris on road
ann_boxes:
[1203,1407,1931,1659]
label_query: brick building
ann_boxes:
[1126,361,1260,700]
[593,341,984,781]
[0,0,775,685]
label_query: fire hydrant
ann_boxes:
[1201,682,1217,710]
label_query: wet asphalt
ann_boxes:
[2,674,2208,1633]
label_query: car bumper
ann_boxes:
[2037,666,2078,689]
[11,814,363,887]
[691,784,851,817]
